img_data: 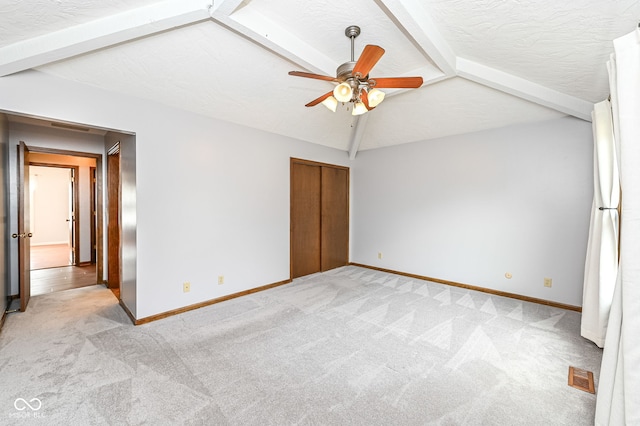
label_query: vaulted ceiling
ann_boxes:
[1,0,638,157]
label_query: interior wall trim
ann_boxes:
[290,157,350,171]
[349,263,582,312]
[131,278,293,326]
[24,145,104,285]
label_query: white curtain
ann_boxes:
[581,100,619,348]
[595,28,640,425]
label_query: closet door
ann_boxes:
[321,166,348,271]
[291,159,349,279]
[291,162,321,278]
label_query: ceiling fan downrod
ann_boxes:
[345,25,361,62]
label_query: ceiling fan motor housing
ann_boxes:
[337,61,368,101]
[337,61,357,80]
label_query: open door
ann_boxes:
[16,141,32,311]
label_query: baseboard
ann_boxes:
[119,299,137,325]
[133,278,293,325]
[349,263,582,312]
[1,295,20,331]
[0,299,8,331]
[77,261,93,267]
[30,241,68,247]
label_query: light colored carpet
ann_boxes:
[0,265,602,425]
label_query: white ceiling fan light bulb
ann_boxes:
[333,82,353,102]
[352,101,368,116]
[367,88,385,107]
[321,96,338,112]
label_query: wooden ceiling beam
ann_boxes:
[210,1,336,77]
[457,58,593,121]
[0,0,213,77]
[375,0,457,76]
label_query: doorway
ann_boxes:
[20,147,102,299]
[28,165,77,270]
[7,114,136,319]
[290,158,349,278]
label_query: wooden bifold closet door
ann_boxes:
[291,159,349,279]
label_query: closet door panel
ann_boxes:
[321,166,349,271]
[291,162,321,278]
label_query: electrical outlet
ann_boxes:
[218,275,224,285]
[378,252,383,260]
[183,282,191,293]
[544,278,552,288]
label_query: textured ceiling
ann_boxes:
[1,0,638,156]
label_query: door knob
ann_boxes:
[11,233,31,238]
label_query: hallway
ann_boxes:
[30,243,97,296]
[30,264,97,296]
[30,244,71,270]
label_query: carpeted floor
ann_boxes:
[0,265,602,425]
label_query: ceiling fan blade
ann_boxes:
[289,71,337,82]
[352,45,385,78]
[305,91,334,107]
[370,77,424,88]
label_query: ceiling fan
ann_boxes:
[289,25,423,115]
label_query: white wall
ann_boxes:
[0,70,593,317]
[352,116,593,306]
[30,166,70,246]
[0,70,351,319]
[105,130,137,314]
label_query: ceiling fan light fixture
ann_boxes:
[289,25,423,114]
[321,96,338,112]
[367,88,385,107]
[352,101,368,116]
[333,82,353,102]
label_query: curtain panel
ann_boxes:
[581,100,619,348]
[595,28,640,426]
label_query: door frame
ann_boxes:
[90,166,97,264]
[22,146,104,282]
[106,143,120,292]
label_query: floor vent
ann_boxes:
[568,366,595,394]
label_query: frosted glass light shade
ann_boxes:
[321,96,338,112]
[352,101,368,116]
[333,82,353,102]
[367,89,385,107]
